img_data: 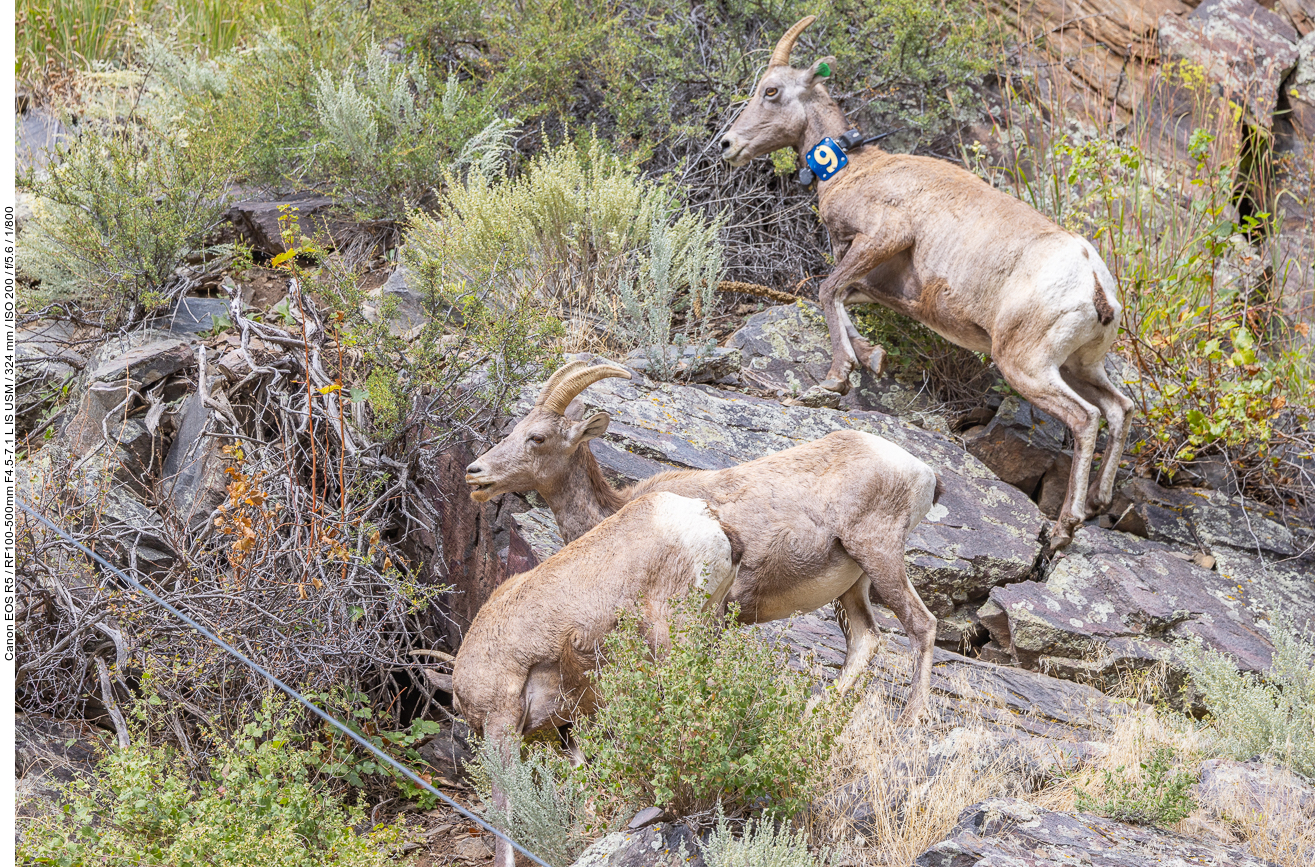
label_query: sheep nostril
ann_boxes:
[466,463,482,475]
[720,138,732,150]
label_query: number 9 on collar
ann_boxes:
[805,138,848,181]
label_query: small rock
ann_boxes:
[452,836,491,861]
[360,265,431,340]
[568,823,703,867]
[627,806,665,830]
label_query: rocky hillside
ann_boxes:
[13,0,1315,865]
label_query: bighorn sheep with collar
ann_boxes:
[452,490,738,867]
[464,359,942,722]
[718,16,1133,551]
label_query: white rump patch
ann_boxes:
[925,503,949,523]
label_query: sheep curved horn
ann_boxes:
[537,361,632,415]
[769,15,816,67]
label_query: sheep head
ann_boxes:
[720,16,836,167]
[465,360,632,502]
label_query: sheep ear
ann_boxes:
[809,56,837,85]
[568,411,611,445]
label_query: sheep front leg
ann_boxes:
[812,229,910,396]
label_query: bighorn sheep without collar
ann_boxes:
[465,359,941,722]
[719,16,1134,551]
[452,491,737,867]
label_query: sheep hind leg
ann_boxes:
[1062,363,1134,515]
[840,540,936,724]
[1000,360,1102,552]
[834,574,885,695]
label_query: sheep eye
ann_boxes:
[764,87,778,98]
[528,434,546,445]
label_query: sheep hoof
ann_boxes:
[1047,521,1075,553]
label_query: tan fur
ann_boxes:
[465,366,941,724]
[452,491,736,867]
[719,18,1135,551]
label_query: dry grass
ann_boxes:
[813,668,1313,867]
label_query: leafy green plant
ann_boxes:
[1075,746,1197,826]
[1179,606,1315,776]
[572,594,850,822]
[19,123,232,323]
[405,134,724,358]
[470,740,588,867]
[18,694,412,867]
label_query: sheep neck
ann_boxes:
[541,445,629,543]
[797,94,853,165]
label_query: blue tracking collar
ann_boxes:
[805,137,848,182]
[798,128,898,188]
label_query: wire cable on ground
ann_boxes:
[15,497,553,867]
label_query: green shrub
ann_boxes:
[18,695,412,867]
[571,594,849,822]
[700,808,827,867]
[18,123,233,322]
[1179,607,1315,776]
[403,134,724,361]
[470,740,588,867]
[310,52,517,216]
[1075,745,1197,827]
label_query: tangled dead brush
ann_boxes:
[15,263,539,757]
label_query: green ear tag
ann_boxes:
[817,61,831,77]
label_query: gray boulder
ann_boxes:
[569,822,704,867]
[15,714,102,835]
[226,197,346,256]
[729,303,957,429]
[162,391,235,531]
[361,265,430,340]
[976,526,1315,694]
[963,396,1067,497]
[915,798,1277,866]
[1158,0,1300,132]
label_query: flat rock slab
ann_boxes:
[154,297,232,336]
[978,526,1315,688]
[915,797,1277,867]
[1114,477,1298,559]
[759,613,1120,740]
[519,365,1046,615]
